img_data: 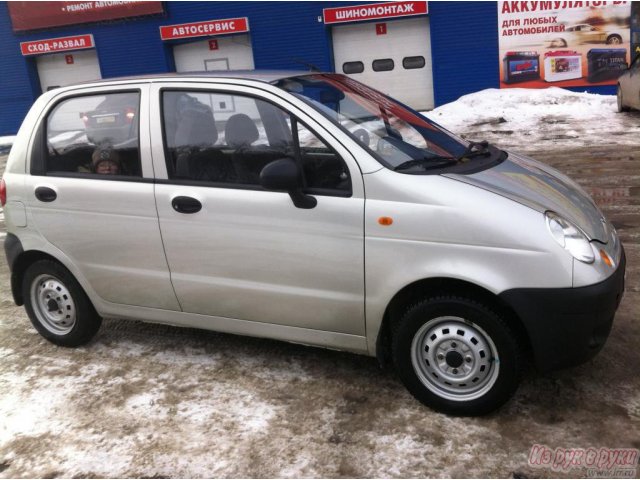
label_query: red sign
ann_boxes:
[376,23,387,35]
[208,39,219,51]
[20,34,95,56]
[65,54,74,64]
[8,2,163,32]
[323,1,428,24]
[160,17,249,41]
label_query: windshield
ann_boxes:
[274,74,470,170]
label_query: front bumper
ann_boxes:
[499,247,626,372]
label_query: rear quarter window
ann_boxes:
[43,91,142,178]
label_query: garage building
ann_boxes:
[0,1,624,135]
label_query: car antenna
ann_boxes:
[292,59,322,72]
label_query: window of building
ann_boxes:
[403,56,426,70]
[343,61,365,74]
[372,59,394,72]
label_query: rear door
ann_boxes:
[150,83,365,335]
[24,84,180,310]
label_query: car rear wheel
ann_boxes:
[392,296,523,416]
[606,34,622,45]
[23,260,102,347]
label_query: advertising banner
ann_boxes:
[632,2,640,58]
[498,1,631,88]
[8,1,164,32]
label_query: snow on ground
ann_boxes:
[422,87,640,151]
[0,136,15,155]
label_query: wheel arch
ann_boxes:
[10,249,69,306]
[375,277,532,368]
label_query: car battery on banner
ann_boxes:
[587,49,628,82]
[503,51,540,83]
[544,51,582,82]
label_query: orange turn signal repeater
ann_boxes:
[378,216,393,226]
[599,249,614,268]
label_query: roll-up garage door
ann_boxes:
[332,17,434,110]
[173,34,255,72]
[36,50,102,92]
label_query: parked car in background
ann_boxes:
[81,93,140,145]
[618,55,640,111]
[1,72,626,416]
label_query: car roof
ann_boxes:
[70,70,320,87]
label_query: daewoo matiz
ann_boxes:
[1,72,625,415]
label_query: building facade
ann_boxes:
[0,1,628,135]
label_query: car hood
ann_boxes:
[444,151,608,242]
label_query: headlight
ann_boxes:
[545,211,595,263]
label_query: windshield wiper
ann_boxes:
[456,140,491,162]
[394,156,458,172]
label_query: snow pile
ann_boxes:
[422,87,640,151]
[0,136,15,154]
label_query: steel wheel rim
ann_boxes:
[30,274,76,335]
[411,316,500,401]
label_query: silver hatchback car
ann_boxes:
[1,72,625,415]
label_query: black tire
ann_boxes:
[617,85,629,113]
[392,296,523,416]
[606,34,622,45]
[22,260,102,347]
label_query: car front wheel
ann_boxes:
[23,260,102,347]
[617,85,629,113]
[392,296,523,416]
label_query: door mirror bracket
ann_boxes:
[260,158,317,209]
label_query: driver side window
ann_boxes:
[161,90,351,195]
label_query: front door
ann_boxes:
[151,84,365,335]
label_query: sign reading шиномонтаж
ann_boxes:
[20,34,95,56]
[159,17,249,41]
[323,1,428,24]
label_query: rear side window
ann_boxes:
[44,92,142,177]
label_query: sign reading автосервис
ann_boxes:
[323,1,428,24]
[498,1,631,89]
[160,17,249,41]
[20,34,95,56]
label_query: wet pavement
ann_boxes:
[0,132,639,477]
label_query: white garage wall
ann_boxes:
[173,33,255,73]
[36,49,102,93]
[332,17,434,110]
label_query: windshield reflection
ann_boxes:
[275,74,469,169]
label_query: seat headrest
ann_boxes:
[174,109,218,148]
[225,114,259,148]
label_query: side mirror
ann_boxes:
[260,158,317,209]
